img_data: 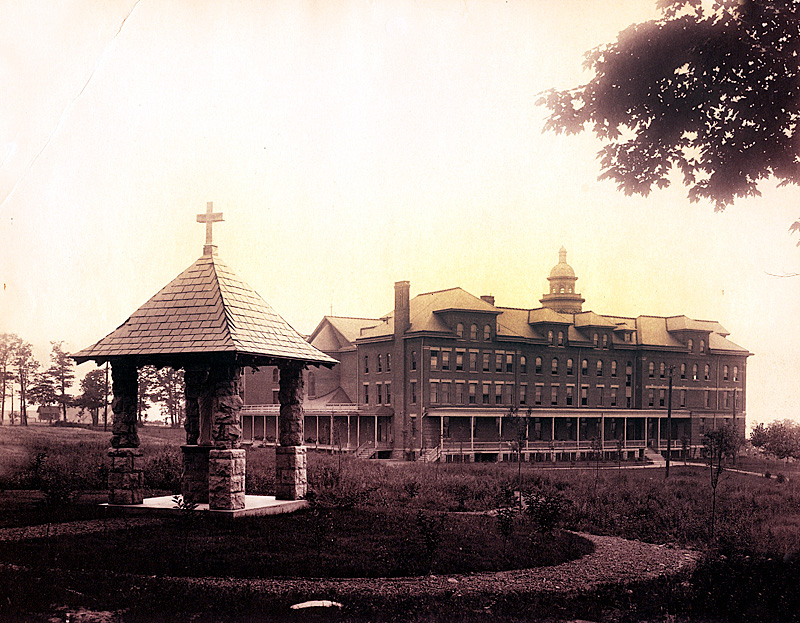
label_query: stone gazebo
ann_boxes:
[73,203,337,511]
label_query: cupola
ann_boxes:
[540,246,585,313]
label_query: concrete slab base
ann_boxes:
[102,495,308,518]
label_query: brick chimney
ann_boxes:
[394,281,410,335]
[481,295,495,306]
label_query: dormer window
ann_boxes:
[470,324,478,340]
[483,325,491,341]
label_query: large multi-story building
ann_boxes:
[241,248,750,462]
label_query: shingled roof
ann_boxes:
[72,253,337,368]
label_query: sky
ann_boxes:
[1,1,798,428]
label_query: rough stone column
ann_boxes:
[108,447,144,505]
[183,365,209,445]
[110,359,139,449]
[209,448,246,510]
[276,361,307,500]
[181,445,210,504]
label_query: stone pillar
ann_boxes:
[276,361,307,500]
[181,445,210,504]
[209,448,246,510]
[110,359,139,448]
[184,365,209,445]
[108,447,144,505]
[201,363,243,449]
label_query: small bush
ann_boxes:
[142,447,182,493]
[524,489,572,533]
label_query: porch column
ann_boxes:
[470,415,475,451]
[347,413,351,449]
[330,412,334,446]
[110,359,139,449]
[276,361,307,500]
[374,414,378,446]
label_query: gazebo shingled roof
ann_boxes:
[72,252,337,369]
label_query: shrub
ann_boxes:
[142,447,182,493]
[524,489,572,533]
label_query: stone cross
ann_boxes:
[197,201,224,255]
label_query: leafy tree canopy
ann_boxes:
[750,419,800,460]
[539,0,800,235]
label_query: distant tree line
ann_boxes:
[0,332,185,427]
[750,420,800,463]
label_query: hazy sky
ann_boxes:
[1,1,798,427]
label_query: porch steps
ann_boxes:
[644,447,666,466]
[354,441,376,460]
[420,446,442,463]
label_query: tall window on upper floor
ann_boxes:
[386,353,391,372]
[700,339,706,353]
[557,331,564,346]
[680,363,686,379]
[723,365,729,381]
[567,358,574,375]
[495,353,503,373]
[648,362,655,378]
[535,357,543,374]
[581,359,588,375]
[456,352,464,371]
[688,338,694,352]
[680,389,686,408]
[364,355,369,374]
[597,360,604,376]
[593,333,599,348]
[430,349,439,370]
[611,360,618,377]
[308,372,316,398]
[410,351,417,371]
[704,364,710,381]
[602,334,609,349]
[272,368,279,383]
[377,354,382,373]
[551,357,559,375]
[505,353,513,373]
[692,364,698,381]
[548,330,554,345]
[520,356,527,374]
[483,325,491,341]
[470,324,478,341]
[659,362,665,378]
[733,366,739,382]
[456,323,464,339]
[442,351,450,371]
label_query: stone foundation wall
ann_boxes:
[209,448,246,510]
[107,447,144,505]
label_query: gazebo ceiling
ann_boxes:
[73,249,337,369]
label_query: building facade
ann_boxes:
[241,249,750,462]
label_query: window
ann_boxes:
[482,353,490,372]
[548,330,554,345]
[567,358,574,375]
[611,361,617,377]
[692,364,698,381]
[364,355,370,374]
[506,353,514,373]
[386,354,391,372]
[469,383,477,404]
[659,389,666,407]
[593,333,599,348]
[704,390,710,408]
[363,384,370,404]
[704,364,710,381]
[610,387,617,407]
[495,384,502,405]
[410,381,417,404]
[723,390,729,408]
[680,389,686,408]
[469,352,477,372]
[557,331,564,346]
[551,358,559,375]
[626,362,633,386]
[484,325,491,341]
[495,353,503,372]
[456,323,464,339]
[520,356,527,374]
[723,365,729,381]
[700,339,705,353]
[272,368,279,383]
[385,382,391,404]
[411,351,417,371]
[520,384,528,405]
[442,350,450,371]
[648,389,654,407]
[430,382,439,404]
[456,352,464,371]
[550,385,558,405]
[581,385,588,406]
[680,363,686,379]
[688,338,694,352]
[581,359,588,375]
[308,372,316,397]
[648,362,655,378]
[482,383,490,404]
[535,357,543,374]
[602,334,609,349]
[456,383,465,404]
[659,362,665,379]
[470,324,478,341]
[272,389,279,404]
[535,385,543,405]
[733,366,739,382]
[597,360,603,376]
[441,382,450,404]
[566,385,574,406]
[597,386,604,406]
[376,383,383,404]
[430,349,439,370]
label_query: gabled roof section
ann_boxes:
[666,315,729,337]
[495,307,544,341]
[428,288,501,315]
[708,332,751,355]
[574,311,618,329]
[309,316,381,351]
[527,307,572,325]
[636,316,693,349]
[73,254,337,367]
